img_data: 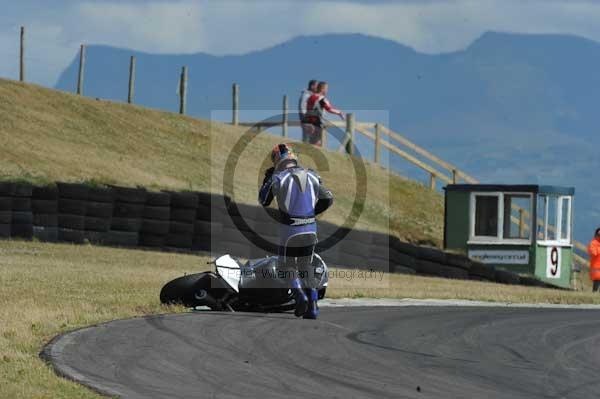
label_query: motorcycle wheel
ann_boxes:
[160,273,213,307]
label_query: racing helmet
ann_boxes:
[271,143,298,170]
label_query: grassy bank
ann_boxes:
[1,240,599,398]
[0,78,443,245]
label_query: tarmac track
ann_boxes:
[42,306,600,399]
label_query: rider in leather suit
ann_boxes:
[258,143,333,319]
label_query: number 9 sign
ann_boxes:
[546,246,561,278]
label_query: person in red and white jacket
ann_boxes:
[298,79,317,143]
[302,81,345,146]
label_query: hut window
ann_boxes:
[474,195,499,238]
[503,195,531,240]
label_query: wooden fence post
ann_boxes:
[128,56,136,104]
[374,123,381,164]
[232,83,239,125]
[77,45,86,95]
[179,66,188,115]
[19,27,25,82]
[429,173,436,190]
[345,113,355,155]
[282,95,288,137]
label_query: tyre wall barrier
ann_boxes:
[0,181,548,288]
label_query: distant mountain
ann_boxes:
[55,32,600,243]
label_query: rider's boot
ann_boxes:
[292,278,308,317]
[303,288,319,319]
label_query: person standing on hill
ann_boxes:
[303,81,345,146]
[298,80,318,143]
[588,228,600,292]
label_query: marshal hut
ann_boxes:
[444,185,575,288]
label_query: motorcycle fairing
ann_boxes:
[215,254,241,293]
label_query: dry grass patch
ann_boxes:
[0,240,205,399]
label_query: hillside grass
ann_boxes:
[0,78,443,245]
[1,240,600,399]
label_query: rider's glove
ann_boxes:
[262,167,275,185]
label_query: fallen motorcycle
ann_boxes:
[160,254,328,312]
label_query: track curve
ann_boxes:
[42,307,600,399]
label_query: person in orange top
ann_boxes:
[587,228,600,292]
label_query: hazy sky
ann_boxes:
[3,0,600,85]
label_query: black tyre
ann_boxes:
[140,219,170,235]
[86,201,113,218]
[334,253,365,269]
[111,217,141,232]
[12,211,33,225]
[195,203,211,221]
[416,246,447,264]
[11,223,33,239]
[0,197,12,211]
[13,182,33,197]
[59,199,86,215]
[469,262,496,281]
[169,192,198,209]
[33,226,58,242]
[160,273,226,309]
[192,235,212,251]
[112,186,147,204]
[140,234,166,248]
[495,269,521,285]
[166,234,193,249]
[32,185,58,200]
[143,206,170,221]
[31,199,57,214]
[146,191,171,207]
[194,220,222,236]
[84,217,111,232]
[345,229,374,245]
[106,230,139,247]
[254,220,278,236]
[170,221,194,235]
[83,230,107,244]
[57,183,89,200]
[0,211,11,224]
[33,214,58,227]
[58,214,85,230]
[12,197,31,212]
[367,243,391,260]
[0,223,10,238]
[113,202,143,218]
[171,208,196,223]
[0,182,15,196]
[318,287,327,300]
[58,228,85,243]
[390,250,417,270]
[446,253,472,270]
[371,232,390,247]
[391,239,419,257]
[87,187,114,203]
